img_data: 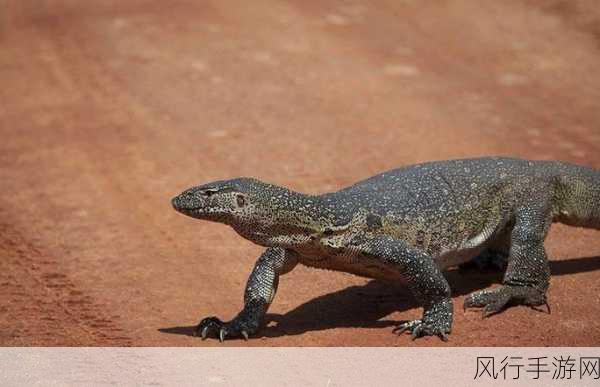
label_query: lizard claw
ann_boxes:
[201,326,209,340]
[219,328,226,343]
[393,320,421,336]
[241,330,249,341]
[530,299,551,314]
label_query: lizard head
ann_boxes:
[172,177,322,246]
[171,178,258,223]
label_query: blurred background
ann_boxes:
[1,0,600,346]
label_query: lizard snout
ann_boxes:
[171,190,205,214]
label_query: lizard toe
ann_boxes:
[411,324,425,340]
[392,319,421,336]
[393,319,449,341]
[529,300,551,314]
[464,288,501,310]
[481,299,509,319]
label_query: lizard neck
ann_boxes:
[229,187,337,248]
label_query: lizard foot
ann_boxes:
[392,299,452,341]
[193,315,256,342]
[463,285,549,318]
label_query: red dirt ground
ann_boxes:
[2,0,600,346]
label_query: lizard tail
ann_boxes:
[552,162,600,229]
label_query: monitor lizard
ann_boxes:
[171,157,600,342]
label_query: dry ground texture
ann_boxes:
[2,0,600,346]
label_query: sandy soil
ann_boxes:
[2,0,600,346]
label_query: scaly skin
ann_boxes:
[171,157,600,341]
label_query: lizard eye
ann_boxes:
[236,194,246,207]
[203,188,218,197]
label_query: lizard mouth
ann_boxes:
[174,205,204,214]
[178,207,201,214]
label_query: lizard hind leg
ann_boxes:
[464,199,552,317]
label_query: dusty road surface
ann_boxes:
[2,0,600,346]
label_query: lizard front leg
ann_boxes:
[464,194,552,317]
[354,234,453,341]
[195,247,298,341]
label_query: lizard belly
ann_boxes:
[294,230,407,281]
[435,245,485,270]
[297,250,404,281]
[434,227,497,270]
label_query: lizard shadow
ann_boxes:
[549,255,600,276]
[158,255,600,339]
